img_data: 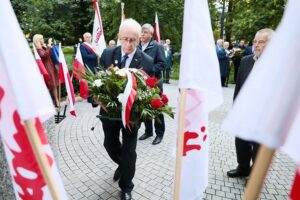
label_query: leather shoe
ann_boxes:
[121,191,132,200]
[227,168,250,178]
[139,133,153,140]
[113,167,121,181]
[152,136,163,145]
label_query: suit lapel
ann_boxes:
[129,49,142,69]
[113,46,122,67]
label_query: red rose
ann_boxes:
[146,77,158,88]
[151,98,163,109]
[161,94,168,104]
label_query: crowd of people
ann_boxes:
[33,15,277,199]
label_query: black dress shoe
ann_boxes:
[113,167,121,181]
[227,168,250,178]
[121,191,132,200]
[152,136,163,145]
[139,133,153,140]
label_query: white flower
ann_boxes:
[92,79,103,87]
[117,93,124,103]
[129,68,138,73]
[116,69,126,77]
[106,70,112,75]
[113,66,120,71]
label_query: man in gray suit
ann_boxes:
[138,23,167,145]
[99,18,154,200]
[227,28,274,178]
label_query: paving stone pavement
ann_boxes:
[0,81,296,200]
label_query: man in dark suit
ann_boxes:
[80,32,98,73]
[227,28,274,178]
[138,23,167,145]
[99,18,154,200]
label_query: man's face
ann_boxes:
[239,40,245,47]
[253,33,268,59]
[140,28,152,43]
[119,28,139,54]
[84,34,92,43]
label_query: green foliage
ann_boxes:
[11,0,286,58]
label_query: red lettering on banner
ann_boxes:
[183,126,207,157]
[9,111,53,199]
[0,87,4,119]
[183,131,201,156]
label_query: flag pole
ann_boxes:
[243,145,275,200]
[174,88,187,200]
[23,119,62,200]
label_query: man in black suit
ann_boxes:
[138,23,167,145]
[99,18,154,200]
[227,28,274,178]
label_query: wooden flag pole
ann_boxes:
[173,88,187,200]
[243,145,275,200]
[24,119,62,200]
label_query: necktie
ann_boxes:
[120,54,129,68]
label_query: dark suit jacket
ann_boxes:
[138,39,166,78]
[100,46,154,76]
[233,55,255,100]
[80,43,98,73]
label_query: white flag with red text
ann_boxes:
[73,44,89,99]
[92,0,106,56]
[222,0,300,198]
[58,44,76,116]
[177,0,223,199]
[154,12,161,43]
[0,0,68,199]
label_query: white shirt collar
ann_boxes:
[141,42,149,51]
[121,48,137,68]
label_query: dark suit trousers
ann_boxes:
[144,114,165,137]
[235,137,259,171]
[101,119,139,192]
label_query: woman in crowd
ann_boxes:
[33,34,59,107]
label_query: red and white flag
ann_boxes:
[32,44,49,82]
[73,44,89,99]
[58,44,76,116]
[0,0,68,199]
[222,0,300,198]
[176,0,223,199]
[290,166,300,200]
[92,0,106,56]
[154,12,161,43]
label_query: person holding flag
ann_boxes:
[222,0,300,198]
[80,32,99,73]
[33,34,60,108]
[226,28,274,178]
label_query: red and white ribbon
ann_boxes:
[121,69,137,130]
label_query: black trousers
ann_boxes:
[163,68,171,82]
[235,137,259,171]
[101,118,140,192]
[233,60,241,83]
[144,114,165,137]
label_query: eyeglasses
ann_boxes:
[253,40,267,45]
[120,37,137,44]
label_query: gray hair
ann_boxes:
[256,28,274,41]
[119,18,142,37]
[83,32,91,38]
[142,23,154,35]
